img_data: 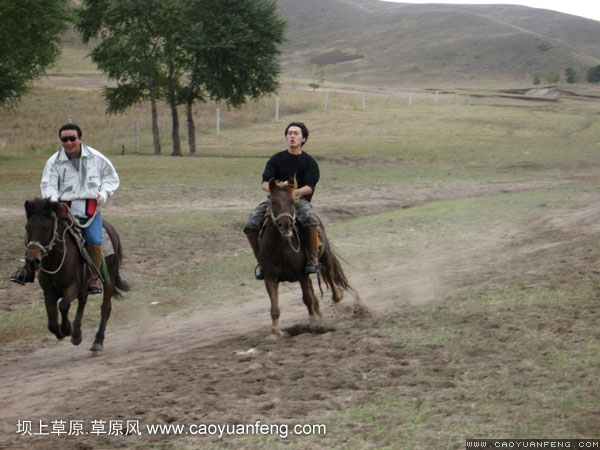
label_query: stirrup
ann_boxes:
[254,265,264,280]
[304,264,319,274]
[87,279,103,295]
[10,267,34,285]
[10,270,26,285]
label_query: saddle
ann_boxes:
[58,205,113,283]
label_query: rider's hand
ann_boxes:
[97,191,108,206]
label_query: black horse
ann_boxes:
[22,197,129,351]
[258,177,354,337]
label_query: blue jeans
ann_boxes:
[81,212,103,246]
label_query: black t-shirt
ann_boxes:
[262,150,320,202]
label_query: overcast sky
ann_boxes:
[380,0,600,22]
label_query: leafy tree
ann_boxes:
[76,0,171,154]
[76,0,285,156]
[587,65,600,83]
[564,67,578,84]
[176,0,285,155]
[0,0,70,108]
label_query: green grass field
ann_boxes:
[1,81,600,449]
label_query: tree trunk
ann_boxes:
[168,67,182,156]
[170,101,181,156]
[150,85,161,155]
[186,99,196,156]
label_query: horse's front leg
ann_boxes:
[55,284,80,343]
[264,276,281,338]
[69,289,88,346]
[44,293,64,340]
[300,275,321,325]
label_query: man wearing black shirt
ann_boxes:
[244,122,320,279]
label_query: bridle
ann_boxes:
[269,207,296,227]
[267,201,301,253]
[25,211,74,275]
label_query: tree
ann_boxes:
[564,67,579,84]
[587,65,600,83]
[76,0,171,155]
[76,0,285,156]
[0,0,70,108]
[177,0,285,155]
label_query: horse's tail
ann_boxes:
[318,241,356,300]
[113,271,131,299]
[326,245,352,291]
[109,225,131,299]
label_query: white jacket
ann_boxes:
[40,143,120,205]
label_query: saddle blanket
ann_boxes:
[101,228,115,257]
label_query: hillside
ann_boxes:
[50,0,600,90]
[276,0,600,88]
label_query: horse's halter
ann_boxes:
[268,200,301,253]
[269,206,296,231]
[25,211,71,274]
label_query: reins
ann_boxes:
[289,227,301,253]
[25,208,79,275]
[267,202,301,253]
[25,211,59,260]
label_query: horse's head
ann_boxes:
[23,198,62,270]
[268,176,298,238]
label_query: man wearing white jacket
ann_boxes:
[11,123,120,294]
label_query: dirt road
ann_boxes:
[1,179,599,449]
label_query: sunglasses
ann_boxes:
[60,135,78,143]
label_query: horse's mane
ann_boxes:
[25,197,66,222]
[270,178,299,203]
[27,197,53,215]
[271,179,288,189]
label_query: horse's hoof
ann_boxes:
[71,335,82,346]
[267,330,291,340]
[90,343,104,351]
[50,330,64,340]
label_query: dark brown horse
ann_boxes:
[23,197,129,351]
[258,177,354,337]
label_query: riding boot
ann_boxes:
[10,264,35,285]
[86,245,104,294]
[304,226,320,274]
[246,232,264,280]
